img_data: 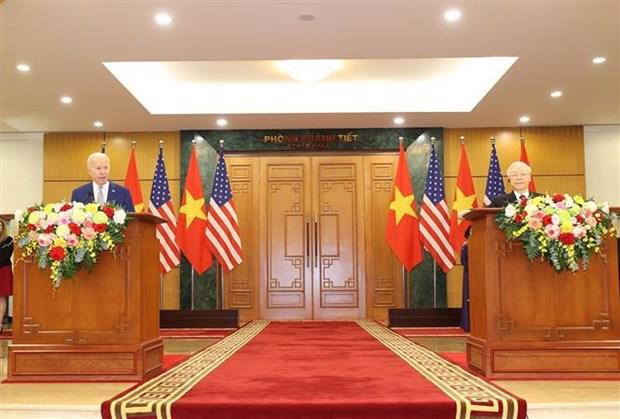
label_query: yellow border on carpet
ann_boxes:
[109,320,270,419]
[357,320,520,419]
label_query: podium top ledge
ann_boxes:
[129,212,167,224]
[463,208,500,221]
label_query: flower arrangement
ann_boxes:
[495,194,615,272]
[15,202,129,288]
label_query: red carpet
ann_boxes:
[103,321,526,419]
[0,328,11,339]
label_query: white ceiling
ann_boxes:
[1,0,619,133]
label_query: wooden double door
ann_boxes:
[258,156,365,320]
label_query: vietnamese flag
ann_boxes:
[520,140,537,192]
[385,143,423,271]
[449,142,478,254]
[177,146,212,274]
[124,149,144,212]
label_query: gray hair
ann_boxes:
[506,161,531,176]
[86,152,109,169]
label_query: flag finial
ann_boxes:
[219,139,225,150]
[398,136,404,145]
[459,136,465,144]
[131,140,136,150]
[491,136,496,145]
[158,139,164,150]
[430,136,436,145]
[101,133,107,153]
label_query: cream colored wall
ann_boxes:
[584,125,620,206]
[0,132,43,216]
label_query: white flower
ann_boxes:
[551,214,561,226]
[113,209,127,224]
[72,202,85,210]
[14,209,23,221]
[600,202,610,213]
[524,204,537,216]
[563,195,574,208]
[504,204,517,217]
[583,201,597,212]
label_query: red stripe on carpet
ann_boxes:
[158,321,524,419]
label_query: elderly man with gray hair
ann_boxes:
[488,161,540,208]
[70,152,135,212]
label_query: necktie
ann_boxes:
[96,186,104,204]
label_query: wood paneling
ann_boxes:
[43,132,181,309]
[225,156,259,321]
[363,154,404,321]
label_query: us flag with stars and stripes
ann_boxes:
[148,148,180,273]
[206,147,243,272]
[484,142,506,206]
[420,142,455,273]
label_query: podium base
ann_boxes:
[7,338,163,382]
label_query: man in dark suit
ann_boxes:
[71,152,135,212]
[488,161,540,208]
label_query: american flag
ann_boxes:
[420,143,455,273]
[206,148,242,272]
[148,148,180,273]
[484,143,506,206]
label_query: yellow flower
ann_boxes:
[28,211,41,225]
[53,237,67,248]
[85,203,98,213]
[44,203,56,214]
[92,211,109,224]
[574,195,584,205]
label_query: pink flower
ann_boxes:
[585,217,597,227]
[58,212,71,225]
[532,210,545,220]
[572,225,586,239]
[544,224,560,239]
[527,218,543,229]
[82,227,96,240]
[37,233,53,247]
[66,234,79,247]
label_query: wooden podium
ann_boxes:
[464,208,620,379]
[8,213,164,382]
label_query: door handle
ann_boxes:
[306,220,310,268]
[314,218,318,268]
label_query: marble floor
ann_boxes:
[0,336,618,419]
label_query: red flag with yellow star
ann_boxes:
[124,149,144,212]
[177,146,212,274]
[385,143,423,271]
[449,143,478,254]
[520,140,537,192]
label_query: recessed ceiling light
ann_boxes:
[155,12,172,26]
[60,96,73,104]
[592,56,606,64]
[393,116,405,125]
[550,90,563,98]
[216,118,228,127]
[16,63,31,72]
[298,14,315,21]
[519,116,530,124]
[93,121,104,128]
[444,9,462,22]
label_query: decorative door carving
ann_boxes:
[259,156,365,319]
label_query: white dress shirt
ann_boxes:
[92,181,110,203]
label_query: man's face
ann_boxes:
[508,168,531,193]
[88,157,110,186]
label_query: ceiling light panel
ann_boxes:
[103,57,518,115]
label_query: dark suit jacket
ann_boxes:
[71,182,135,212]
[488,191,542,208]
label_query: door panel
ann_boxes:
[259,157,312,319]
[312,156,365,319]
